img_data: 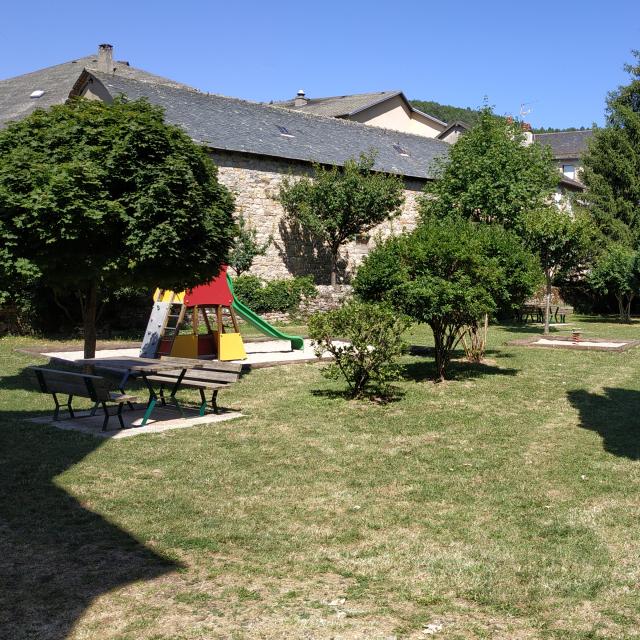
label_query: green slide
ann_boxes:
[227,274,304,350]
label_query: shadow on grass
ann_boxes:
[0,367,181,640]
[567,388,640,460]
[403,358,519,383]
[570,315,638,325]
[310,385,405,404]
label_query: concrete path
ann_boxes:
[27,404,243,439]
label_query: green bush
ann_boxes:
[233,275,317,314]
[308,302,410,399]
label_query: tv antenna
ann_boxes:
[519,101,534,118]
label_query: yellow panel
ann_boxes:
[218,332,247,361]
[170,335,199,359]
[153,289,186,303]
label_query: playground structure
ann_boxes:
[140,267,304,361]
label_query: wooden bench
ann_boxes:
[29,367,138,431]
[145,357,243,415]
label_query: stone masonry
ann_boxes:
[210,150,426,285]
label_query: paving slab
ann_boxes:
[26,404,243,439]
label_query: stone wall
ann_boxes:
[210,150,425,285]
[245,285,354,324]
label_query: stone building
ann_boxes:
[533,130,593,186]
[271,89,457,141]
[0,44,586,285]
[68,67,450,283]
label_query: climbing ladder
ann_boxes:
[139,291,186,358]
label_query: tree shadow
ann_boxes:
[573,315,638,325]
[567,387,640,460]
[275,218,348,284]
[0,367,181,640]
[310,385,405,403]
[402,358,519,383]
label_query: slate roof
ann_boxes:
[533,130,593,159]
[273,90,447,126]
[77,71,450,180]
[0,54,196,127]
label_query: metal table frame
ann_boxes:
[75,356,206,427]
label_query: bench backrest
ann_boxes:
[29,367,112,401]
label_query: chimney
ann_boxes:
[97,43,114,73]
[294,89,308,107]
[521,121,533,145]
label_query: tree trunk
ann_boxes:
[431,324,448,383]
[82,280,99,359]
[330,249,338,287]
[543,272,552,335]
[616,294,630,323]
[618,293,634,323]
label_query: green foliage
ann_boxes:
[0,97,235,355]
[519,207,594,332]
[354,217,539,381]
[420,106,559,228]
[581,51,640,245]
[520,207,594,278]
[279,152,405,284]
[229,214,271,276]
[307,301,409,399]
[588,243,640,322]
[233,275,317,314]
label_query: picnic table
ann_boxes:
[74,356,209,427]
[516,304,572,324]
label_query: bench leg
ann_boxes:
[198,389,207,416]
[52,393,74,421]
[101,402,110,431]
[117,402,125,429]
[211,390,219,415]
[159,384,167,407]
[140,396,156,428]
[89,401,99,417]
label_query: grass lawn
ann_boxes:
[1,318,640,639]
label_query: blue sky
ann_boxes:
[1,0,638,129]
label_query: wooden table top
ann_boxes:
[74,356,186,373]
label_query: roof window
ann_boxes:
[30,90,45,99]
[277,125,294,138]
[393,143,409,157]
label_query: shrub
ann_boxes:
[308,302,410,399]
[354,216,540,381]
[233,275,317,314]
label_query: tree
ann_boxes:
[420,106,559,228]
[353,216,539,382]
[279,152,405,286]
[581,51,640,245]
[0,97,235,358]
[588,243,640,322]
[519,207,593,333]
[228,214,271,276]
[308,301,409,399]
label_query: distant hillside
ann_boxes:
[411,100,483,128]
[410,99,587,133]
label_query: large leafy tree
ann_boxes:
[519,207,594,333]
[581,51,640,245]
[0,97,235,357]
[353,216,539,382]
[420,106,559,228]
[279,152,405,286]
